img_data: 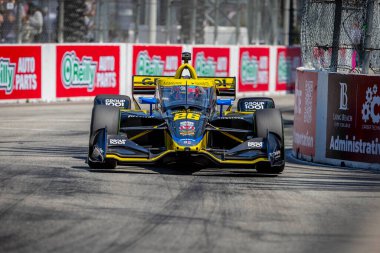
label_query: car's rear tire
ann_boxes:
[88,105,120,169]
[255,109,285,174]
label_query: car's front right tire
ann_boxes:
[88,105,120,169]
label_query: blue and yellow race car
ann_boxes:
[88,52,285,173]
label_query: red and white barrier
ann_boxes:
[0,43,301,102]
[294,69,380,169]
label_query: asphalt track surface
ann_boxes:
[1,96,380,253]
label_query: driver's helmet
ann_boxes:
[170,86,183,100]
[187,86,204,101]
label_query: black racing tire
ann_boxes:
[256,163,284,174]
[88,105,120,169]
[90,105,120,137]
[88,159,117,170]
[255,109,285,174]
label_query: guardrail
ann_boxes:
[0,43,301,102]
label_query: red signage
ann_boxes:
[132,45,182,76]
[238,47,270,92]
[0,46,41,100]
[293,70,318,157]
[56,45,120,98]
[276,47,301,91]
[192,47,230,77]
[326,73,380,163]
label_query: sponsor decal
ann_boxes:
[109,138,127,145]
[92,145,104,161]
[133,46,182,76]
[193,47,230,77]
[127,115,155,119]
[239,47,270,92]
[179,121,195,136]
[61,52,97,91]
[0,58,16,94]
[293,70,317,157]
[194,52,228,77]
[217,116,244,120]
[0,46,41,100]
[326,73,380,163]
[276,47,301,91]
[240,51,268,86]
[244,101,265,110]
[339,82,349,110]
[248,142,263,148]
[174,112,200,121]
[361,84,380,124]
[304,80,313,124]
[56,45,120,98]
[329,135,380,155]
[0,56,39,96]
[269,150,281,161]
[136,50,165,75]
[181,139,194,145]
[105,98,125,107]
[61,51,117,91]
[293,131,314,148]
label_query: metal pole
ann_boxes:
[246,0,253,44]
[149,0,157,44]
[362,0,374,74]
[255,0,261,45]
[103,0,109,42]
[272,0,278,45]
[58,0,64,43]
[96,0,103,42]
[235,0,241,44]
[191,0,197,44]
[16,0,23,43]
[166,0,172,44]
[284,0,290,45]
[214,0,219,45]
[330,0,343,72]
[135,0,140,43]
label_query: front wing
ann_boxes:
[89,127,284,168]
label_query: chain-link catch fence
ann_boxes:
[301,0,380,74]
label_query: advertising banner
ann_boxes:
[276,47,301,91]
[56,45,120,98]
[0,46,41,100]
[192,47,230,77]
[132,45,182,76]
[326,73,380,163]
[293,70,318,157]
[238,47,270,92]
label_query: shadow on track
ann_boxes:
[73,163,278,177]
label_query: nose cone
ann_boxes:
[169,118,206,146]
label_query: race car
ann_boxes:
[88,52,285,173]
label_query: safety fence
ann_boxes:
[301,0,380,74]
[0,0,301,45]
[294,68,380,169]
[0,43,301,102]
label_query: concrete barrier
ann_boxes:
[294,68,380,169]
[0,43,300,103]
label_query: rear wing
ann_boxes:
[199,77,236,97]
[132,75,170,95]
[132,75,236,97]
